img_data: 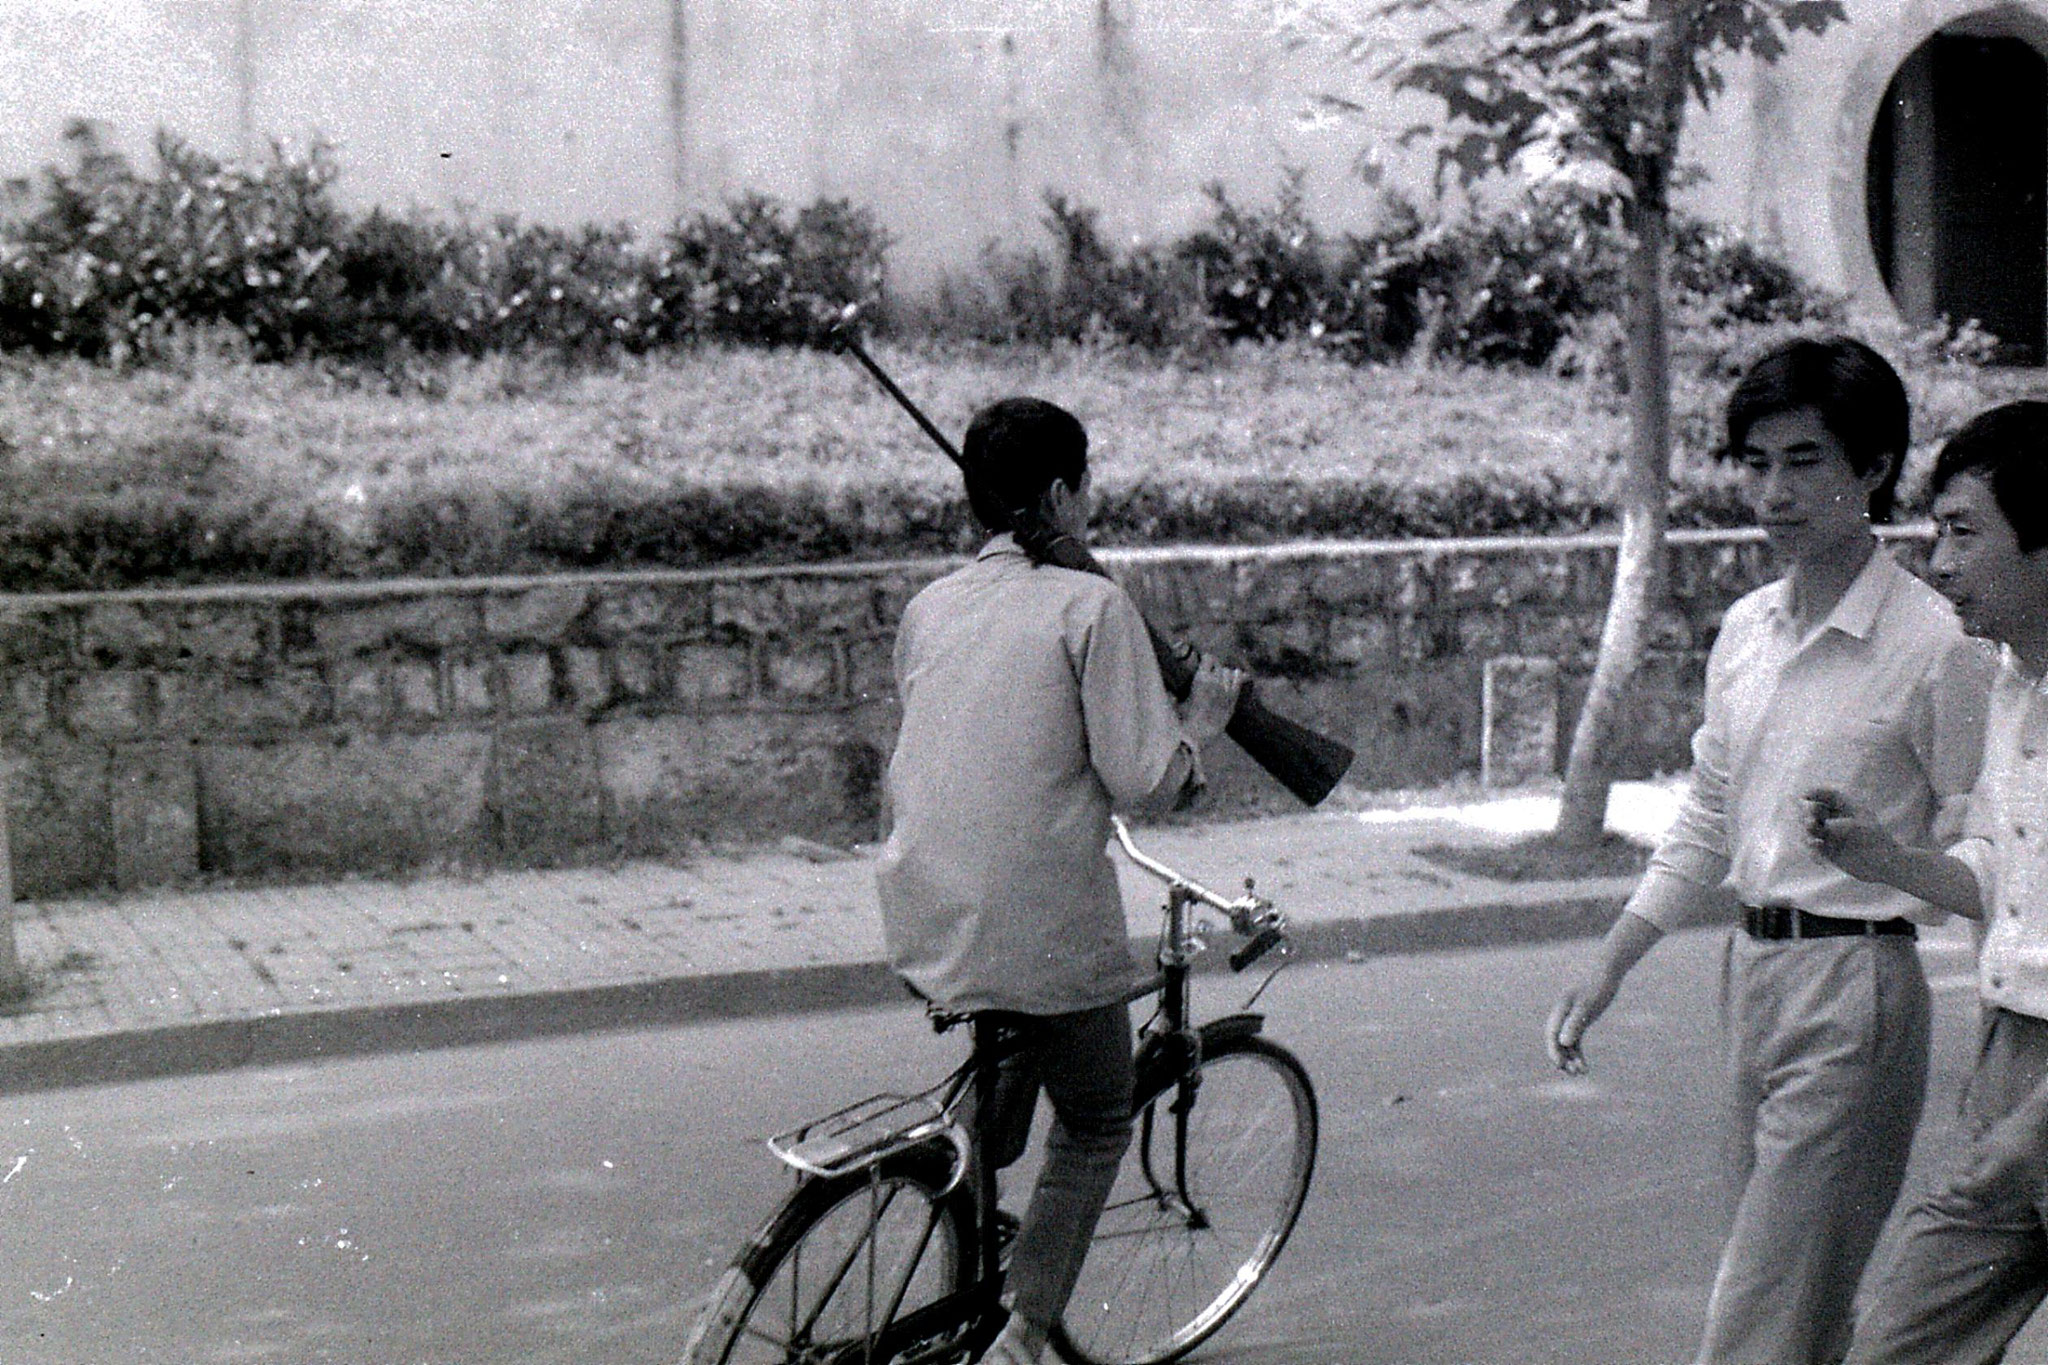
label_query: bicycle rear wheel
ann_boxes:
[684,1143,976,1365]
[1055,1035,1318,1365]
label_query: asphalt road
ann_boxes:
[1,927,2041,1364]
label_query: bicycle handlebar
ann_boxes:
[1110,817,1287,960]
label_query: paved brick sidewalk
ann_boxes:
[0,794,1671,1095]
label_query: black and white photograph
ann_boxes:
[5,1,2048,1361]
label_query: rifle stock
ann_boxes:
[830,326,1356,806]
[1039,538,1354,807]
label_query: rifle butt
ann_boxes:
[1062,542,1354,807]
[1224,683,1354,807]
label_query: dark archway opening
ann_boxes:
[1867,29,2048,364]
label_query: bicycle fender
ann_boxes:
[1134,1014,1267,1101]
[1199,1013,1266,1048]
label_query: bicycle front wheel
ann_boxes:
[683,1143,974,1365]
[1055,1034,1318,1365]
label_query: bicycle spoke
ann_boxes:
[738,1319,797,1352]
[688,1153,970,1365]
[878,1193,947,1336]
[792,1179,909,1349]
[1060,1040,1316,1365]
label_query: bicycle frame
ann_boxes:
[1132,878,1210,1230]
[1107,818,1295,1247]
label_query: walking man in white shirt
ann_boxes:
[1545,337,1993,1365]
[1805,402,2048,1365]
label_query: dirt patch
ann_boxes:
[1412,832,1650,883]
[0,949,103,1017]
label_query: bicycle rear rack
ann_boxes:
[767,1087,971,1191]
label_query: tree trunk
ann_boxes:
[1554,201,1674,845]
[0,758,18,998]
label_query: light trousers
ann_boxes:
[978,1001,1135,1332]
[1698,929,1931,1365]
[1846,1006,2048,1365]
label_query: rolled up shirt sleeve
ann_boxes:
[1917,637,1997,848]
[1630,800,1735,933]
[1075,585,1192,810]
[1946,835,1999,916]
[1629,643,1737,934]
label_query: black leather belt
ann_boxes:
[1742,905,1916,940]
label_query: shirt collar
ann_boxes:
[1764,539,1899,643]
[1996,642,2048,694]
[976,533,1028,563]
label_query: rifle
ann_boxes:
[832,327,1356,807]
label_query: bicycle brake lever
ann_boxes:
[1230,927,1286,973]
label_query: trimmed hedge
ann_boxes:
[0,127,2006,594]
[12,335,1984,595]
[0,461,1752,595]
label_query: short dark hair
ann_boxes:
[1724,336,1910,522]
[959,396,1088,534]
[1928,400,2048,553]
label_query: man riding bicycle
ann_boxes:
[875,396,1243,1365]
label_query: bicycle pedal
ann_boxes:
[992,1209,1021,1257]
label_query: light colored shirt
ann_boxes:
[876,535,1193,1014]
[1956,648,2048,1018]
[1631,543,1992,932]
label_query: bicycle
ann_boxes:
[682,816,1319,1365]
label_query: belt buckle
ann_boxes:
[1751,904,1799,939]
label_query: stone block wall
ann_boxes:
[0,564,926,898]
[0,527,1931,897]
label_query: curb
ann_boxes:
[0,890,1629,1099]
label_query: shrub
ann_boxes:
[0,125,889,363]
[927,178,1841,376]
[0,122,348,361]
[1177,174,1330,344]
[3,124,1845,379]
[928,195,1207,351]
[1406,189,1627,367]
[660,193,891,347]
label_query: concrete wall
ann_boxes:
[9,0,2043,314]
[1,525,1933,899]
[0,0,1405,292]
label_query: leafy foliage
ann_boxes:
[931,178,1835,370]
[1179,174,1332,343]
[661,193,892,347]
[1,120,1843,379]
[0,123,349,361]
[0,123,888,363]
[1299,0,1845,207]
[924,194,1209,350]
